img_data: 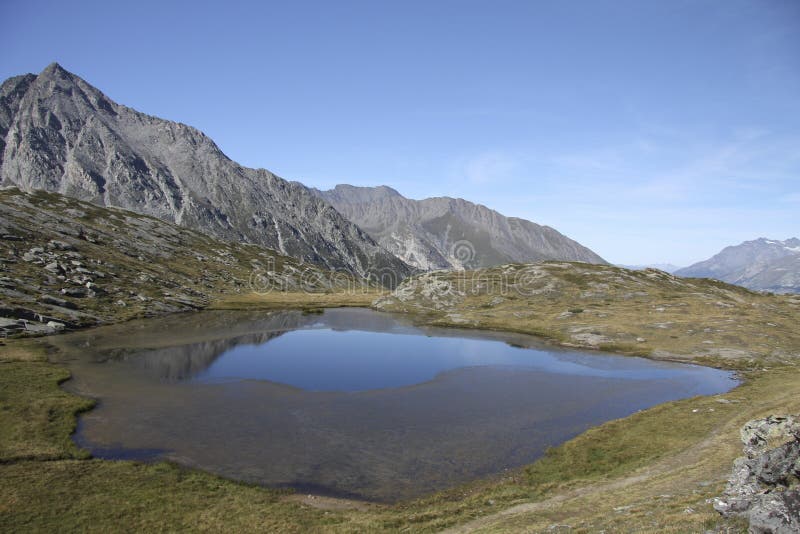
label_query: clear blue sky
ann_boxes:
[1,0,798,265]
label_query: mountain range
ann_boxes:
[676,238,800,293]
[0,63,410,282]
[0,63,611,281]
[312,184,605,270]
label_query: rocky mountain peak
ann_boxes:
[39,61,71,79]
[0,63,412,284]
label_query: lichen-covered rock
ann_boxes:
[713,415,800,533]
[373,271,465,312]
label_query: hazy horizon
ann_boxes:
[2,0,798,266]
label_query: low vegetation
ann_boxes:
[211,289,384,311]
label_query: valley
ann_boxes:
[1,59,798,533]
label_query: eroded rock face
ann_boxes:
[713,415,800,533]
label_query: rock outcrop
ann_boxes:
[0,63,411,283]
[312,184,606,270]
[713,415,800,533]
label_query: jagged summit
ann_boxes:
[317,184,403,203]
[0,64,412,282]
[39,61,69,77]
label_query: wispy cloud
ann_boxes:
[442,125,799,265]
[456,151,519,185]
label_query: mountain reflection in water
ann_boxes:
[49,308,737,502]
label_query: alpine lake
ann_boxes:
[48,308,737,502]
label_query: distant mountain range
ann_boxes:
[675,238,800,293]
[0,63,410,282]
[312,185,606,270]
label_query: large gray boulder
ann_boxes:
[713,415,800,533]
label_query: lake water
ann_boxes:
[49,308,737,502]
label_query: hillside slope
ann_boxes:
[374,262,800,367]
[312,184,605,270]
[0,188,361,336]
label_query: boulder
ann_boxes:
[39,294,77,310]
[713,415,800,533]
[47,239,76,251]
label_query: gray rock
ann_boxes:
[47,239,75,251]
[39,294,76,309]
[60,287,88,298]
[713,415,800,533]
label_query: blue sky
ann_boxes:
[1,0,798,265]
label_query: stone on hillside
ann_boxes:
[47,239,76,251]
[713,415,800,533]
[61,287,88,298]
[39,294,77,309]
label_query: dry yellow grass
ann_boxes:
[211,289,386,311]
[376,262,800,370]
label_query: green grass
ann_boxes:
[0,360,94,462]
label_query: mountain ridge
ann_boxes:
[311,184,606,270]
[675,237,800,293]
[0,63,412,283]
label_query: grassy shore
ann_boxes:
[375,262,800,370]
[2,285,798,532]
[210,289,385,311]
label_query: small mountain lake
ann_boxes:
[49,308,738,502]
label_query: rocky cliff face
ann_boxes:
[312,184,606,270]
[0,63,411,283]
[676,238,800,294]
